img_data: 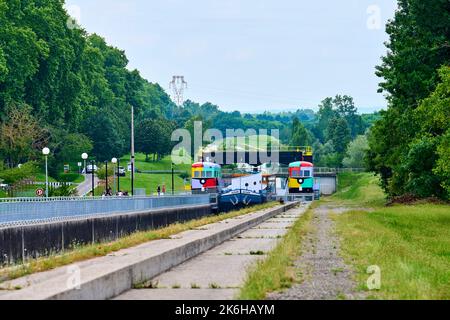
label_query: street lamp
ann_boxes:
[104,160,109,194]
[112,158,117,195]
[171,163,175,195]
[42,148,50,198]
[91,160,95,197]
[82,153,88,175]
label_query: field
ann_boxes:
[332,173,450,300]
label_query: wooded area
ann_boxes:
[0,0,448,200]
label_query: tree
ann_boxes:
[136,118,175,161]
[136,119,161,161]
[334,95,365,138]
[369,0,450,198]
[343,136,369,168]
[327,118,351,154]
[314,98,336,142]
[434,129,450,198]
[82,111,125,161]
[291,117,313,146]
[0,104,48,168]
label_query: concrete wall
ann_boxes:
[0,204,211,265]
[315,174,337,195]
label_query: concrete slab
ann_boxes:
[115,288,238,300]
[253,221,293,229]
[238,228,289,239]
[206,238,279,255]
[150,255,262,289]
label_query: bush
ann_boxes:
[0,162,39,185]
[58,173,81,183]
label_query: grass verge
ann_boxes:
[330,172,450,299]
[0,202,279,283]
[328,172,386,207]
[334,204,450,300]
[238,204,314,300]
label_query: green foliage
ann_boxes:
[135,118,175,160]
[327,117,351,155]
[0,104,47,168]
[343,135,369,168]
[58,173,82,183]
[48,183,77,197]
[96,164,115,181]
[0,162,39,185]
[400,136,442,198]
[0,1,174,169]
[290,117,312,146]
[434,129,450,197]
[369,0,450,199]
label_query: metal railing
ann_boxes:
[0,194,210,227]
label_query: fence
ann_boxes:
[0,194,210,227]
[222,167,366,176]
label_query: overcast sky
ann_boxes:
[65,0,397,113]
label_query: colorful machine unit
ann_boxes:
[288,161,314,194]
[191,162,222,193]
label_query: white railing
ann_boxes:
[0,194,210,227]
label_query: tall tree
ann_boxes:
[369,0,450,198]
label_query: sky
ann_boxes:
[65,0,398,114]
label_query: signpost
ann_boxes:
[36,188,45,197]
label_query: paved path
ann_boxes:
[115,205,308,300]
[76,174,98,196]
[268,205,364,300]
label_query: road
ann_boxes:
[76,174,99,196]
[115,204,308,300]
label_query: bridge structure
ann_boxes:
[201,146,313,166]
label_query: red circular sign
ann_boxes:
[36,188,45,197]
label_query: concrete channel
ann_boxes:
[115,205,307,300]
[0,202,307,300]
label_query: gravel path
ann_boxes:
[269,205,365,300]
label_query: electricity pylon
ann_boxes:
[169,76,188,107]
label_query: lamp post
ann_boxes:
[91,160,95,197]
[171,163,175,195]
[82,153,88,175]
[105,160,109,194]
[42,148,50,198]
[112,158,117,195]
[116,159,121,193]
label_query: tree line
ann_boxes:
[367,0,449,200]
[0,0,174,179]
[1,0,382,195]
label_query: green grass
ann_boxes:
[334,204,450,300]
[329,172,386,207]
[96,154,191,195]
[34,173,57,183]
[72,174,85,184]
[120,153,191,172]
[0,202,279,283]
[239,205,313,300]
[331,172,450,300]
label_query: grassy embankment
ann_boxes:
[332,173,450,300]
[94,154,191,196]
[0,202,279,284]
[240,172,450,300]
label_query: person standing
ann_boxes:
[157,185,161,196]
